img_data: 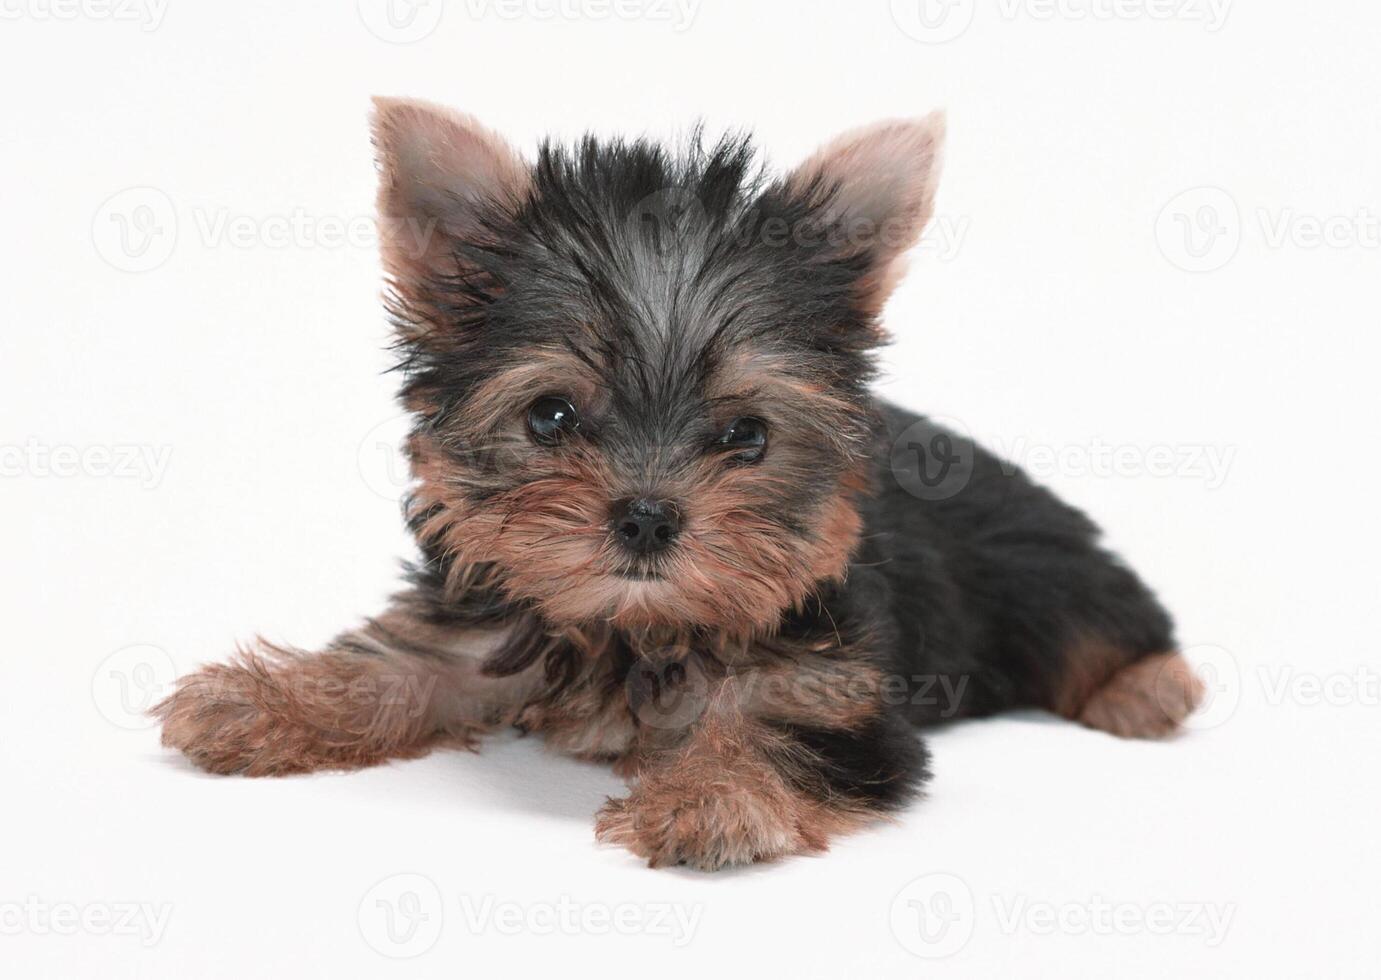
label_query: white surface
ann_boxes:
[3,2,1378,977]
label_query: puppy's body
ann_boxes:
[867,404,1178,729]
[157,100,1201,869]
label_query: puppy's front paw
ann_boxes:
[154,657,325,776]
[595,778,830,871]
[153,651,466,776]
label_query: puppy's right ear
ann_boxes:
[370,97,530,319]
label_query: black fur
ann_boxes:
[768,715,932,811]
[865,406,1175,725]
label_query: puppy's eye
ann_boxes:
[527,396,580,445]
[717,416,768,463]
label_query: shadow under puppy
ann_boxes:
[156,97,1204,870]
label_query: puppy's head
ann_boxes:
[371,97,944,633]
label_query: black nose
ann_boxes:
[612,498,680,555]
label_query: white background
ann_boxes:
[3,1,1378,976]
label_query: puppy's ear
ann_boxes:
[784,112,945,314]
[370,96,530,319]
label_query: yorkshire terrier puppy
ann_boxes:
[156,97,1204,870]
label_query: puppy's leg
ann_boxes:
[154,594,534,776]
[1063,647,1205,739]
[596,654,927,870]
[976,551,1203,738]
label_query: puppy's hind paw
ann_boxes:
[1078,651,1205,739]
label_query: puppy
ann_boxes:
[155,97,1203,870]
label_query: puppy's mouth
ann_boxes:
[615,566,665,582]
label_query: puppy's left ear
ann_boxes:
[784,112,946,314]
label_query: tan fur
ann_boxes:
[405,422,869,635]
[154,610,533,776]
[517,627,886,767]
[708,348,877,458]
[786,112,946,316]
[156,588,900,867]
[595,706,871,870]
[518,665,638,762]
[1054,635,1204,738]
[443,346,606,434]
[729,660,884,730]
[370,96,531,328]
[1052,634,1130,719]
[724,627,887,729]
[1075,652,1205,739]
